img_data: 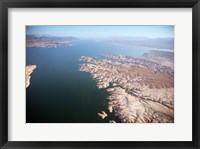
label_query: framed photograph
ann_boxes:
[0,0,199,148]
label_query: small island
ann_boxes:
[26,65,36,88]
[98,111,108,119]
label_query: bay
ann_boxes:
[26,40,159,123]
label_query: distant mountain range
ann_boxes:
[107,37,174,50]
[26,34,174,50]
[26,34,77,48]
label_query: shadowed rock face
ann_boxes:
[79,52,174,123]
[26,65,36,88]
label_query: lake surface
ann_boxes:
[26,40,160,123]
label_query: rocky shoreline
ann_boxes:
[79,53,174,123]
[26,65,36,88]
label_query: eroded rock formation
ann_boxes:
[79,52,174,123]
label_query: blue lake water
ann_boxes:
[26,40,160,123]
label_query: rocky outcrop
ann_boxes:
[26,65,36,88]
[80,53,174,123]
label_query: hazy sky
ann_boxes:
[26,26,174,39]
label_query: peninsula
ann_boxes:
[79,51,174,123]
[26,65,36,88]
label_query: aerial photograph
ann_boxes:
[26,26,174,123]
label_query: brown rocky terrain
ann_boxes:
[79,52,174,123]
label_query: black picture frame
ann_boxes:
[0,0,199,148]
